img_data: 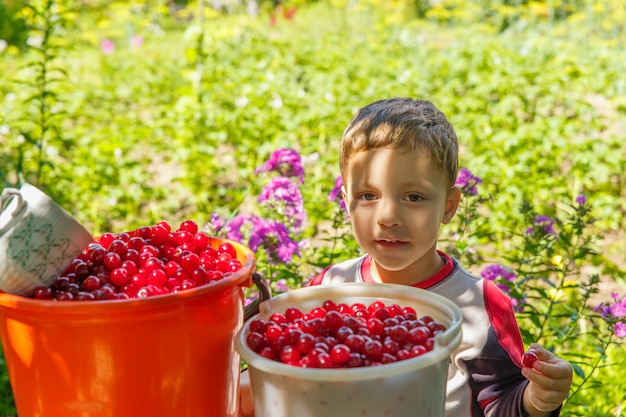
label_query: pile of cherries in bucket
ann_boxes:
[245,300,448,368]
[30,220,244,301]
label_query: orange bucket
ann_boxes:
[0,237,265,417]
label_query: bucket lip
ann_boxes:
[0,237,256,312]
[235,283,463,382]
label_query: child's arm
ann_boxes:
[520,344,573,417]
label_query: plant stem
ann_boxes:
[566,329,615,404]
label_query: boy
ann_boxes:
[239,98,572,417]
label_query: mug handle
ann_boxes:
[0,188,27,237]
[243,272,272,322]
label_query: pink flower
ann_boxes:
[100,39,115,55]
[131,35,144,48]
[255,148,305,183]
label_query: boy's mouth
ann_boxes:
[375,239,407,247]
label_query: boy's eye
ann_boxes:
[406,194,422,202]
[358,192,377,201]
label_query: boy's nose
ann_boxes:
[376,199,402,227]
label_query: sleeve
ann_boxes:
[466,280,561,417]
[308,265,332,286]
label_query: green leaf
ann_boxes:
[572,363,586,379]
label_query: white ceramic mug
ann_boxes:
[0,183,93,296]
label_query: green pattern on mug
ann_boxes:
[8,213,74,284]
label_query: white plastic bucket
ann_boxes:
[235,283,462,417]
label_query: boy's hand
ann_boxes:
[238,370,255,417]
[521,344,573,416]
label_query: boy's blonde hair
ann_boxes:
[340,98,459,189]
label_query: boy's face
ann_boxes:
[342,147,460,285]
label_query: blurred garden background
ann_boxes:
[1,0,626,415]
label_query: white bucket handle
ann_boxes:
[0,187,27,237]
[435,316,462,349]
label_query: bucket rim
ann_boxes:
[0,237,256,313]
[235,282,462,381]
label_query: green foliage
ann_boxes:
[2,0,72,189]
[444,187,625,416]
[0,1,28,50]
[0,1,625,416]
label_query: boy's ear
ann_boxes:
[442,186,461,224]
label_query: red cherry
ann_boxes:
[175,230,193,246]
[347,352,364,368]
[325,310,344,331]
[408,326,430,346]
[147,269,167,287]
[410,344,427,357]
[121,260,139,276]
[227,259,242,272]
[330,344,351,365]
[178,220,199,235]
[322,299,337,311]
[295,333,316,353]
[218,242,237,259]
[249,319,267,334]
[371,307,390,321]
[387,304,403,317]
[522,351,538,368]
[130,271,147,288]
[314,351,333,368]
[75,291,96,301]
[285,307,304,322]
[33,286,53,299]
[337,303,352,316]
[103,252,122,271]
[109,267,130,287]
[246,332,266,352]
[192,232,209,251]
[108,239,127,256]
[279,345,301,363]
[180,252,200,272]
[126,237,144,251]
[99,233,116,249]
[88,245,107,264]
[82,275,102,292]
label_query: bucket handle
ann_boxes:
[0,188,27,237]
[243,272,272,322]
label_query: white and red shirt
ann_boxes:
[310,252,558,417]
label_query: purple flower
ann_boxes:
[481,264,516,282]
[535,215,556,235]
[223,213,255,243]
[247,218,301,264]
[204,213,226,235]
[526,215,556,236]
[609,294,626,318]
[480,264,523,310]
[481,264,516,292]
[220,214,301,264]
[274,279,289,293]
[255,148,305,183]
[329,176,347,212]
[575,194,587,205]
[594,303,610,317]
[100,39,115,55]
[594,294,626,337]
[244,291,259,307]
[258,177,305,229]
[455,168,483,196]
